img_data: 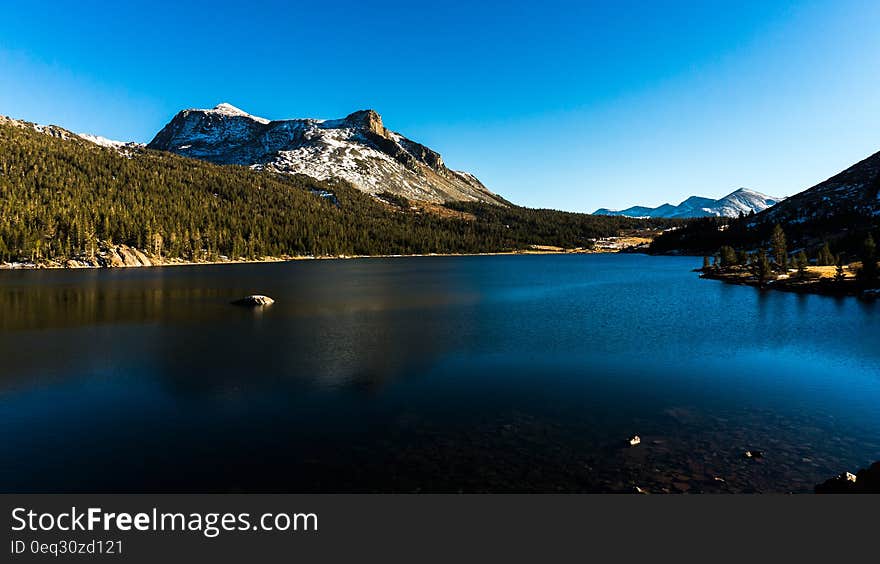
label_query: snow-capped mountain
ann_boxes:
[594,188,781,218]
[146,103,505,205]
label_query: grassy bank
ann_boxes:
[698,263,880,299]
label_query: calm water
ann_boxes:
[1,254,878,493]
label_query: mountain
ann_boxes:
[649,149,880,255]
[0,113,674,267]
[146,103,505,205]
[594,188,781,219]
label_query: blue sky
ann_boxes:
[2,0,879,212]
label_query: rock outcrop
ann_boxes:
[59,243,154,268]
[815,461,880,493]
[99,245,152,267]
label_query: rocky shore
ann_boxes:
[0,241,300,270]
[67,244,153,268]
[0,244,640,271]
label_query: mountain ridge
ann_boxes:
[594,188,781,219]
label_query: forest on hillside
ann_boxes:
[0,122,675,264]
[648,213,879,265]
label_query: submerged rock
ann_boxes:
[232,295,275,307]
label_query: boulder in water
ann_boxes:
[232,295,275,307]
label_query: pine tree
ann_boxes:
[817,242,834,266]
[753,249,772,286]
[720,245,737,268]
[795,251,809,279]
[858,234,878,285]
[835,256,846,283]
[771,224,787,269]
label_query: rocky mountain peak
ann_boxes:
[213,102,248,114]
[344,109,385,136]
[146,104,504,205]
[185,102,270,124]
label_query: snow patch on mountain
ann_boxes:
[198,102,270,124]
[76,133,144,152]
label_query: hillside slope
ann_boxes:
[649,150,880,255]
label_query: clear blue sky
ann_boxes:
[2,0,879,212]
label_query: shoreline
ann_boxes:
[0,246,620,271]
[699,268,880,299]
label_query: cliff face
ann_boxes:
[148,104,506,205]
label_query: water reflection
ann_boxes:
[1,255,879,492]
[0,260,484,393]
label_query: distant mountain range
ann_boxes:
[146,103,505,205]
[594,188,782,218]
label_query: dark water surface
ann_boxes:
[1,254,878,492]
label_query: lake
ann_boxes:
[1,254,878,492]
